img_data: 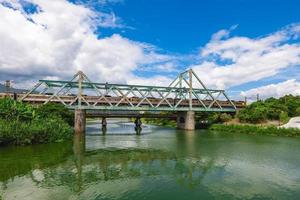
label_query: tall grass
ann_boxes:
[209,124,300,137]
[0,98,74,146]
[0,118,73,145]
[142,118,177,128]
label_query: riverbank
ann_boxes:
[141,118,177,128]
[209,124,300,137]
[0,118,73,145]
[281,117,300,129]
[0,98,74,146]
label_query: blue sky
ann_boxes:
[0,0,300,100]
[78,0,300,99]
[98,0,300,52]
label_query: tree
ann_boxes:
[0,98,35,121]
[237,103,267,123]
[279,111,289,124]
[265,103,288,120]
[219,113,232,124]
[207,113,220,123]
[296,107,300,116]
[237,95,300,123]
[35,103,74,125]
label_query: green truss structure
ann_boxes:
[20,69,238,112]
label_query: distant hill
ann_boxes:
[0,83,28,93]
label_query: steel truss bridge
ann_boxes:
[3,69,244,112]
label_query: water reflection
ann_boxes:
[69,139,218,193]
[102,126,107,135]
[0,121,300,199]
[135,126,142,135]
[73,133,85,192]
[0,142,72,183]
[87,119,151,135]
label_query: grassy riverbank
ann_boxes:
[209,124,300,137]
[142,118,177,128]
[0,98,73,146]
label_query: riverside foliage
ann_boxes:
[0,98,73,145]
[141,118,177,128]
[209,124,300,137]
[237,95,300,123]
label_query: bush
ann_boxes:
[207,113,220,123]
[279,112,289,124]
[142,118,177,128]
[35,103,74,126]
[219,113,232,123]
[296,107,300,116]
[209,124,300,137]
[0,98,74,146]
[0,117,73,145]
[0,98,35,121]
[237,95,300,123]
[266,103,288,120]
[237,105,267,123]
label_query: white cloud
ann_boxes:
[211,24,238,41]
[191,24,300,89]
[241,79,300,99]
[0,0,173,88]
[1,0,300,98]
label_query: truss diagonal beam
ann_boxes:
[16,69,239,112]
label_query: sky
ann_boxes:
[0,0,300,100]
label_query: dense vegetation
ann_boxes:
[142,118,177,128]
[237,95,300,123]
[196,112,233,124]
[210,124,300,137]
[207,95,300,137]
[192,95,300,125]
[0,98,74,145]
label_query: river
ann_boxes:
[0,120,300,200]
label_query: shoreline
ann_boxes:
[209,124,300,137]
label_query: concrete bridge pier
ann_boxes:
[177,111,195,130]
[75,109,86,134]
[134,117,142,128]
[101,117,107,129]
[134,117,142,135]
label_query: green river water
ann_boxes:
[0,120,300,200]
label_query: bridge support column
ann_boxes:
[75,109,86,134]
[134,117,142,135]
[102,117,107,128]
[177,111,195,130]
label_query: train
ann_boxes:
[0,92,246,109]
